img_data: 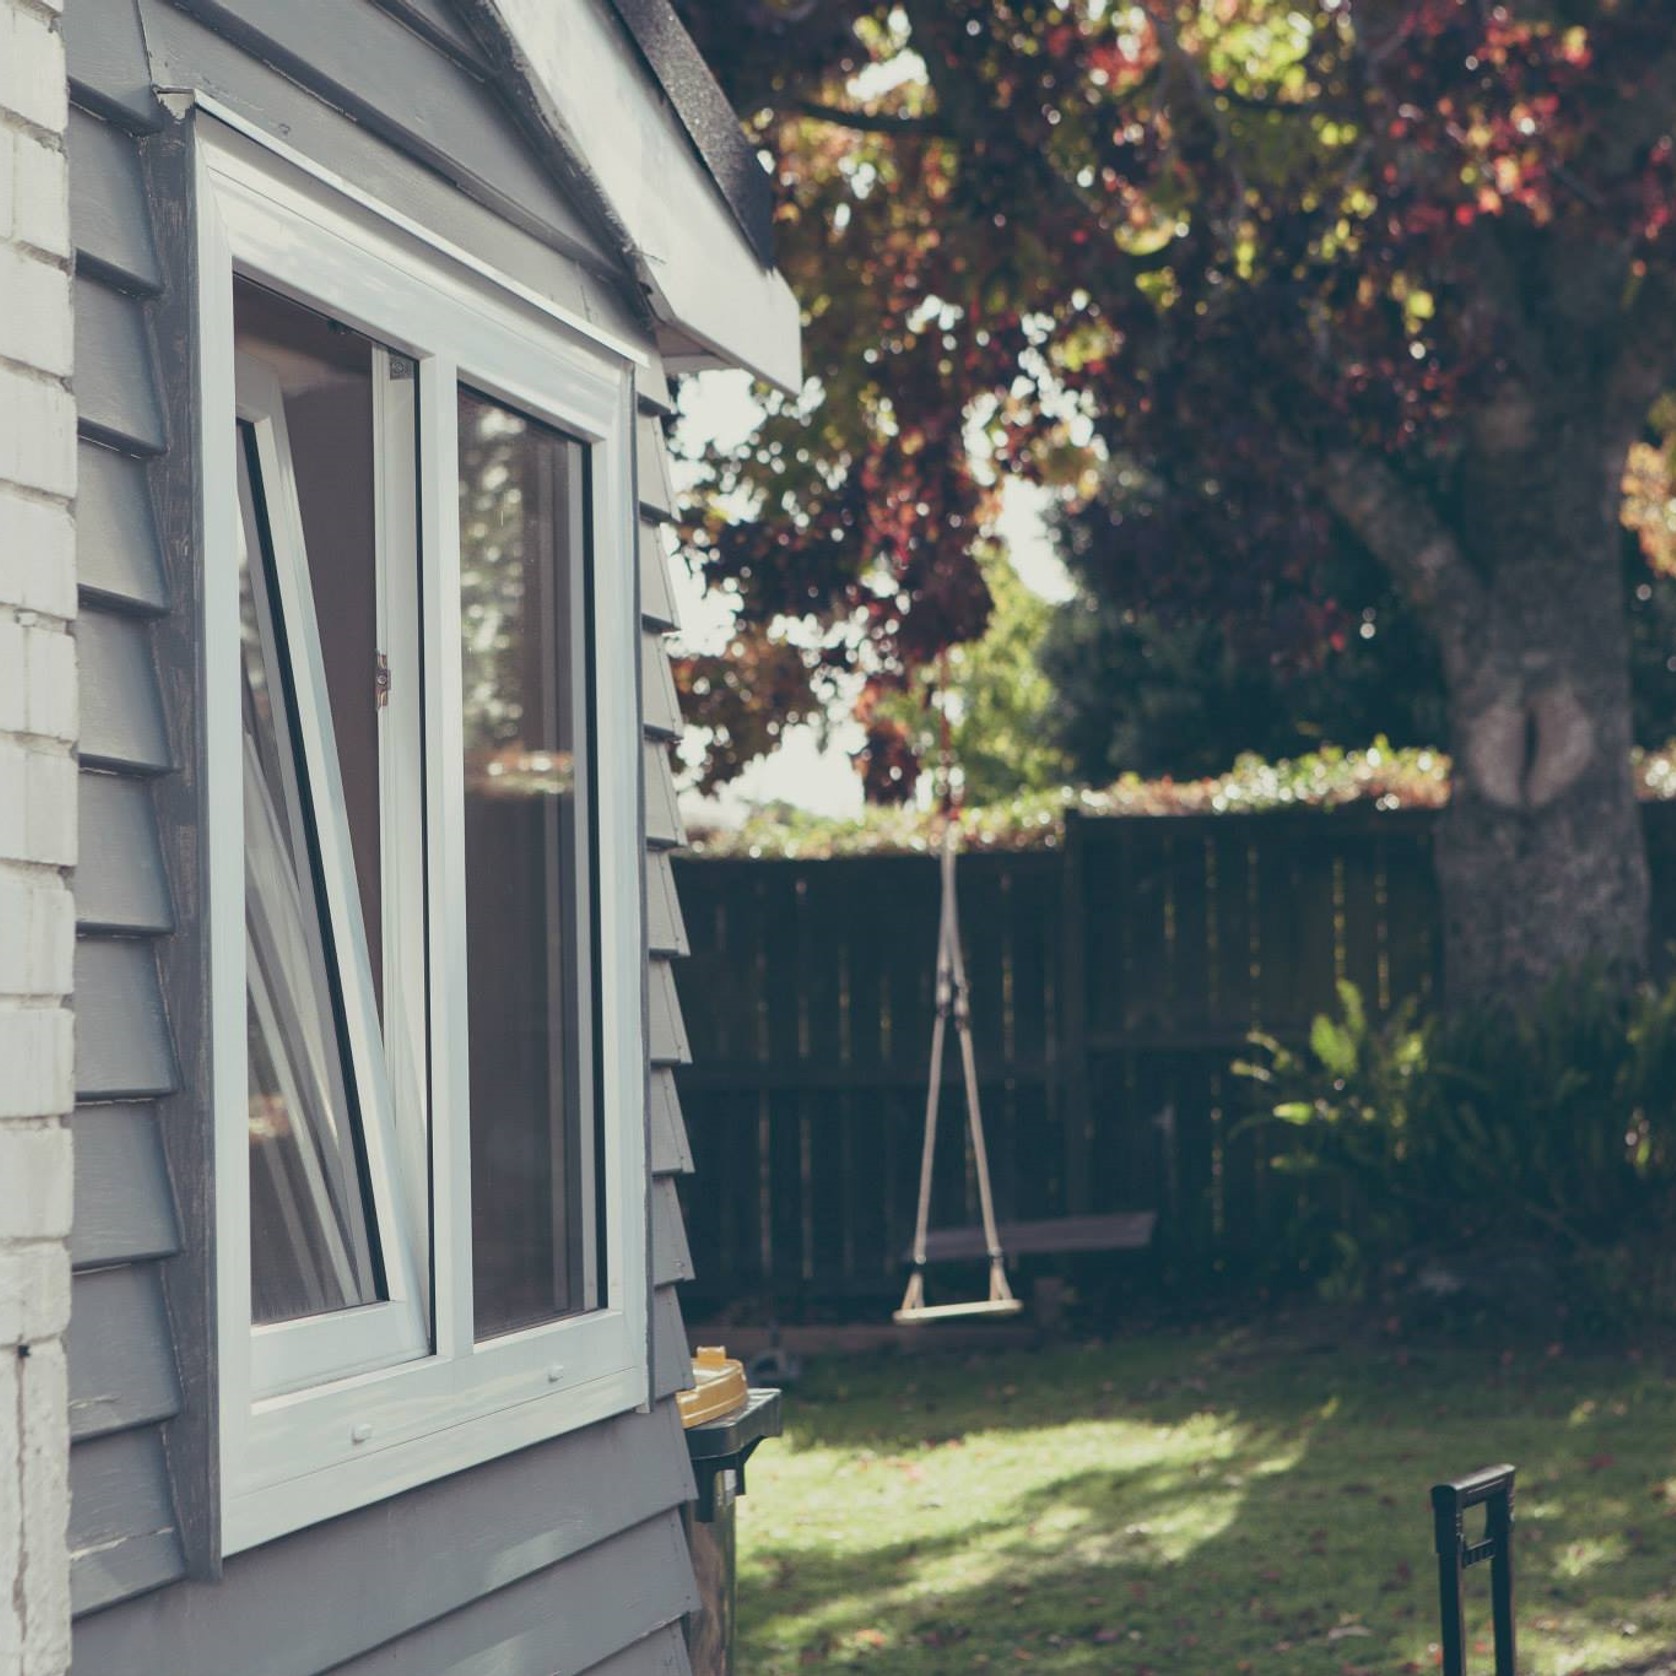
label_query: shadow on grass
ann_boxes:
[738,1329,1676,1674]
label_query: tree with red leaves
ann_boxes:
[674,0,1676,1003]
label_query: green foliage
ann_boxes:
[1236,974,1676,1315]
[876,550,1073,804]
[1040,595,1438,783]
[1043,478,1676,782]
[689,740,1450,857]
[691,739,1676,859]
[1040,471,1450,780]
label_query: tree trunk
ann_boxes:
[1433,416,1649,1005]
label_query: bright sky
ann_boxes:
[670,370,1074,823]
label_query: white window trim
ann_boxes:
[196,118,649,1556]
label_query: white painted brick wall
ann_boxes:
[0,246,72,378]
[0,2,74,1671]
[0,5,68,137]
[0,362,75,501]
[8,127,72,262]
[0,490,74,621]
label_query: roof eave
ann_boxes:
[479,0,802,393]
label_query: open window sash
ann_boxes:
[236,351,429,1398]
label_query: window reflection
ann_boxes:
[458,387,593,1339]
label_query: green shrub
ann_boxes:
[1234,973,1676,1322]
[687,740,1676,861]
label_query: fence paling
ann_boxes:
[673,804,1676,1314]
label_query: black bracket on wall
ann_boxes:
[684,1387,783,1522]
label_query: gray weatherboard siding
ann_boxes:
[64,0,703,1669]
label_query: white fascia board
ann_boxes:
[488,0,803,394]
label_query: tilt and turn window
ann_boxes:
[204,130,646,1556]
[235,281,598,1367]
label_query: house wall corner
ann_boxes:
[0,0,77,1671]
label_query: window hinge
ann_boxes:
[375,651,391,710]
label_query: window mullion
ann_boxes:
[563,442,600,1309]
[372,348,430,1316]
[421,351,475,1363]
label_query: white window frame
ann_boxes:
[196,117,650,1557]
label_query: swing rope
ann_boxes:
[894,823,1021,1323]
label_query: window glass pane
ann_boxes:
[239,427,382,1323]
[458,387,593,1340]
[236,283,401,1325]
[236,282,385,1012]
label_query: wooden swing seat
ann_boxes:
[892,1294,1025,1325]
[913,1211,1157,1266]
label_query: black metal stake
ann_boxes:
[1431,1464,1517,1676]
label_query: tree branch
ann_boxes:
[1150,6,1248,235]
[793,99,953,137]
[1460,218,1554,392]
[1584,32,1676,185]
[1317,447,1485,649]
[1605,267,1676,442]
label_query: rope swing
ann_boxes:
[894,822,1023,1324]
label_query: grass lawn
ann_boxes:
[735,1323,1676,1674]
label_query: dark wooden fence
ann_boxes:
[673,805,1676,1317]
